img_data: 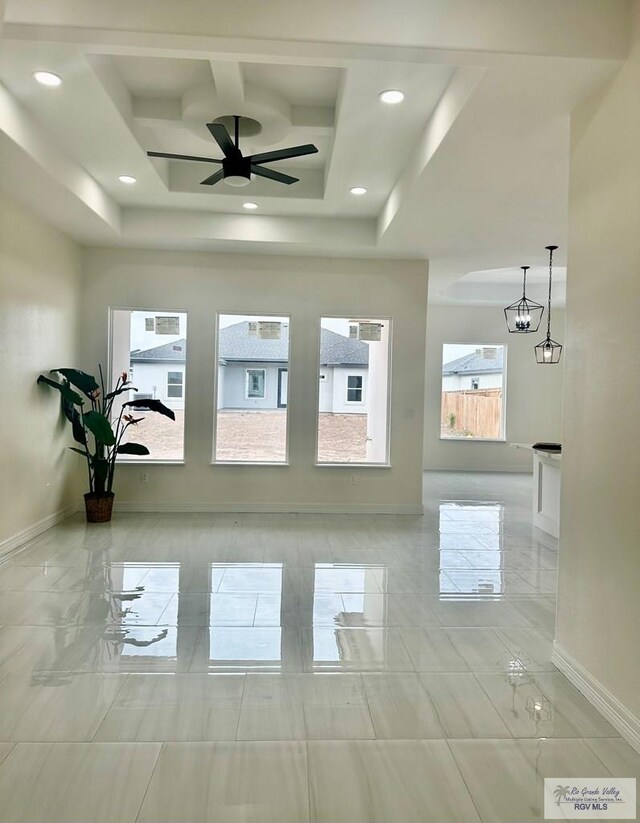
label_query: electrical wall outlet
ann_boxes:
[140,472,148,483]
[350,474,358,485]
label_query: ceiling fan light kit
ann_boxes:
[147,114,318,189]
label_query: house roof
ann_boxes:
[130,339,186,362]
[130,322,369,366]
[442,348,504,375]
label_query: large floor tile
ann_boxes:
[418,673,511,738]
[398,627,470,672]
[94,673,245,741]
[477,671,619,738]
[449,738,613,823]
[0,591,84,626]
[495,627,555,671]
[442,627,514,671]
[0,742,160,823]
[237,674,306,740]
[362,673,447,738]
[0,672,126,741]
[303,627,413,672]
[137,741,309,823]
[342,592,440,627]
[0,565,74,592]
[585,736,640,777]
[191,626,303,672]
[308,739,481,822]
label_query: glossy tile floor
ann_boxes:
[0,471,638,822]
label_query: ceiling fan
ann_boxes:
[147,114,318,188]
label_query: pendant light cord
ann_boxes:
[546,247,554,340]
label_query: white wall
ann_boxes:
[555,3,640,738]
[424,304,564,471]
[81,248,428,512]
[0,191,83,548]
[219,362,282,409]
[331,367,368,415]
[442,372,503,391]
[131,361,185,410]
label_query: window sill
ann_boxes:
[315,462,392,468]
[117,459,186,465]
[211,461,290,467]
[439,437,507,443]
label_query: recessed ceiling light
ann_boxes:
[118,175,137,185]
[242,202,258,210]
[33,71,63,87]
[378,89,405,104]
[350,186,367,196]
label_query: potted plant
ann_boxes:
[37,366,174,522]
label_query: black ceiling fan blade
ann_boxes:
[147,151,223,164]
[206,122,240,158]
[249,144,318,165]
[200,169,225,186]
[251,164,299,185]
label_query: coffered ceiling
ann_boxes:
[0,0,632,303]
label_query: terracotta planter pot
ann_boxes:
[84,492,115,523]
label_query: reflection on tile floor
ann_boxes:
[0,471,638,821]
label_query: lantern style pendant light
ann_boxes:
[503,266,544,333]
[534,245,563,364]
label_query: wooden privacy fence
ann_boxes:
[441,389,503,439]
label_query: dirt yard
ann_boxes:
[120,410,368,462]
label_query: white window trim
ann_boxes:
[245,368,266,399]
[167,370,183,399]
[440,343,508,443]
[345,374,365,404]
[108,306,188,464]
[315,316,393,467]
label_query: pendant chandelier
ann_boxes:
[534,245,563,364]
[503,266,544,333]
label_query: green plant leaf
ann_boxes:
[105,385,137,401]
[51,368,99,398]
[124,399,176,421]
[117,443,150,456]
[37,374,84,407]
[82,410,116,446]
[69,447,88,457]
[61,396,87,445]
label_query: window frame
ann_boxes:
[167,370,184,399]
[245,368,266,400]
[345,374,364,404]
[440,342,508,443]
[108,306,188,465]
[315,315,393,468]
[212,311,292,466]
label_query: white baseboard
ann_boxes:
[552,641,640,753]
[114,501,423,515]
[423,466,532,474]
[0,505,78,562]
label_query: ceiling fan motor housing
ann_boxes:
[222,155,252,186]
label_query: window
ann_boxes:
[317,317,391,465]
[110,308,187,461]
[167,371,183,398]
[246,369,265,399]
[346,375,363,403]
[441,344,506,440]
[214,313,290,463]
